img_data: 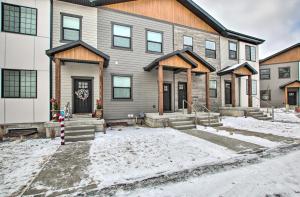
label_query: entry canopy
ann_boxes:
[279,80,300,89]
[46,40,110,67]
[217,62,258,76]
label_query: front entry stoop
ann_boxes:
[247,109,273,121]
[169,117,196,130]
[65,125,95,142]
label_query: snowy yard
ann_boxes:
[115,150,300,197]
[222,116,300,138]
[0,138,60,197]
[262,108,300,123]
[88,127,236,187]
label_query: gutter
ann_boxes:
[49,0,53,120]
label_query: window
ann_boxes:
[61,13,81,41]
[112,24,131,49]
[209,80,217,98]
[229,41,237,59]
[2,69,37,98]
[205,40,216,59]
[260,90,271,101]
[278,67,290,78]
[2,3,37,35]
[147,30,163,53]
[183,36,193,50]
[246,79,257,95]
[112,75,132,99]
[260,68,270,80]
[245,45,256,61]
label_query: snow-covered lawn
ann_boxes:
[222,117,300,139]
[88,127,236,187]
[115,150,300,197]
[0,138,60,197]
[273,108,300,123]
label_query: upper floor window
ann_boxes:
[260,68,270,80]
[1,3,37,36]
[112,75,132,100]
[246,79,257,95]
[229,41,237,60]
[205,40,216,59]
[183,36,193,51]
[112,23,132,49]
[2,69,37,98]
[245,45,256,61]
[61,13,82,42]
[209,80,217,98]
[147,30,163,53]
[278,67,290,79]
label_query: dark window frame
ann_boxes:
[209,80,217,98]
[1,2,38,36]
[246,79,257,95]
[60,12,82,42]
[1,69,37,99]
[146,29,163,54]
[278,67,290,79]
[111,74,133,100]
[205,40,216,59]
[260,90,271,101]
[245,45,256,62]
[260,68,271,80]
[111,22,132,50]
[228,41,237,60]
[183,35,193,51]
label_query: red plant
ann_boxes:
[96,99,103,109]
[50,98,59,110]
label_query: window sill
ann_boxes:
[111,46,133,51]
[111,99,133,102]
[146,51,164,55]
[2,30,37,37]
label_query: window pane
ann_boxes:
[63,15,80,29]
[184,36,193,46]
[148,42,162,53]
[147,31,162,43]
[20,6,37,35]
[209,80,217,89]
[206,41,216,50]
[114,36,130,48]
[20,70,37,98]
[251,47,256,61]
[114,24,131,37]
[113,76,131,87]
[210,89,217,98]
[114,88,130,99]
[279,67,290,78]
[206,49,216,58]
[246,80,257,95]
[246,46,251,61]
[229,51,237,59]
[3,70,20,98]
[2,4,20,33]
[260,69,270,79]
[229,42,237,51]
[64,29,80,41]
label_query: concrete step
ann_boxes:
[65,134,95,142]
[198,119,219,124]
[170,120,194,126]
[173,124,196,130]
[197,116,219,120]
[248,111,263,116]
[65,125,95,131]
[169,117,191,122]
[202,122,223,127]
[65,129,94,137]
[255,116,272,121]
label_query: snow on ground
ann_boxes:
[115,150,300,197]
[0,138,60,197]
[196,125,282,148]
[222,117,300,138]
[274,108,300,123]
[88,127,236,187]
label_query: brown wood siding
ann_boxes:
[54,46,104,62]
[233,66,253,76]
[261,46,300,65]
[159,55,192,69]
[104,0,218,34]
[286,81,300,88]
[184,53,210,73]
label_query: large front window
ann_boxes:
[113,24,132,49]
[112,75,132,100]
[147,30,163,53]
[205,40,216,59]
[2,3,37,35]
[246,79,257,95]
[245,45,256,61]
[2,69,37,98]
[61,13,81,41]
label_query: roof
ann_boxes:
[279,80,300,89]
[144,50,198,71]
[217,62,258,76]
[260,43,300,64]
[46,40,110,67]
[59,0,265,45]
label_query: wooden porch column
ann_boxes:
[99,61,104,114]
[187,68,192,114]
[205,72,210,110]
[55,58,61,108]
[285,87,288,107]
[248,75,253,107]
[231,73,236,107]
[158,64,164,115]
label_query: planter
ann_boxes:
[295,107,300,113]
[95,109,103,119]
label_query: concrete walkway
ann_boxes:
[23,142,96,196]
[181,129,264,152]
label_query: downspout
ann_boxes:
[49,0,53,120]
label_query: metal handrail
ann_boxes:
[182,100,212,126]
[252,96,274,122]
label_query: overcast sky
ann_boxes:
[194,0,300,59]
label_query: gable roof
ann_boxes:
[260,43,300,64]
[46,40,110,67]
[279,80,300,89]
[60,0,264,45]
[217,62,258,76]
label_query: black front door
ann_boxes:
[73,79,93,114]
[225,81,232,105]
[163,83,172,112]
[288,91,297,105]
[178,82,187,109]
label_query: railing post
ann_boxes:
[272,106,274,122]
[182,100,185,114]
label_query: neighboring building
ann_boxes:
[48,0,264,120]
[0,0,51,128]
[260,43,300,108]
